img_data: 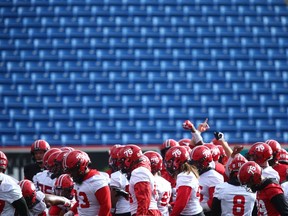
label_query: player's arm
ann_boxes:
[95,185,112,216]
[134,181,151,215]
[170,186,192,216]
[211,197,221,216]
[182,120,205,147]
[271,193,288,215]
[44,194,71,207]
[12,197,29,216]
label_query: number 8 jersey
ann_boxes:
[213,182,256,216]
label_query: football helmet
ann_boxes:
[204,143,220,161]
[108,144,123,172]
[54,151,69,176]
[265,139,281,161]
[0,151,8,173]
[217,145,228,165]
[60,146,75,152]
[160,139,179,158]
[54,174,74,199]
[62,150,91,183]
[247,142,273,164]
[43,148,61,169]
[229,154,248,173]
[144,151,163,174]
[190,145,213,171]
[30,139,50,163]
[178,138,191,147]
[118,144,143,174]
[46,151,61,173]
[19,179,37,209]
[237,161,262,192]
[164,146,189,175]
[279,148,288,164]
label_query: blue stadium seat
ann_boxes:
[48,108,70,120]
[61,134,81,145]
[28,108,49,121]
[0,121,15,134]
[34,120,55,133]
[81,133,101,145]
[121,133,142,144]
[55,121,76,133]
[15,121,34,134]
[115,120,136,132]
[1,134,21,146]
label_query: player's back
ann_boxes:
[0,173,22,216]
[213,182,256,216]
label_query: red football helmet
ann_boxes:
[190,145,213,171]
[19,179,37,209]
[279,148,288,164]
[0,151,8,173]
[46,151,61,173]
[204,143,220,161]
[43,148,61,169]
[237,161,262,192]
[63,150,91,174]
[160,139,179,158]
[108,144,123,172]
[118,144,143,174]
[229,154,248,173]
[178,138,191,147]
[217,145,228,165]
[60,146,75,152]
[164,146,189,175]
[54,174,74,199]
[248,142,273,164]
[144,151,163,174]
[265,139,281,161]
[54,151,69,176]
[30,139,50,163]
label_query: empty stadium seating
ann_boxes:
[0,0,287,147]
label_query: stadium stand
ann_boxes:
[0,0,287,146]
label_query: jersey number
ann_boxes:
[232,195,245,215]
[77,192,90,208]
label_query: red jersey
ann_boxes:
[273,163,288,183]
[214,162,228,182]
[256,181,284,216]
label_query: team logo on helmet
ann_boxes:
[172,148,182,157]
[202,149,211,158]
[247,165,257,175]
[255,144,265,152]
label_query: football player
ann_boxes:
[145,151,172,216]
[118,145,161,216]
[238,161,288,215]
[63,150,111,216]
[165,146,204,216]
[24,139,50,181]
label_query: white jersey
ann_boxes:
[33,170,56,194]
[281,181,288,202]
[199,169,224,211]
[154,175,172,216]
[74,170,109,216]
[214,182,256,216]
[175,172,203,215]
[99,171,110,184]
[29,191,48,216]
[0,173,22,216]
[129,166,158,215]
[262,166,280,182]
[110,171,130,214]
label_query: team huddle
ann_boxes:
[0,119,288,216]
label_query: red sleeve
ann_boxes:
[207,186,215,209]
[48,206,62,216]
[170,186,192,216]
[134,182,151,215]
[95,186,112,216]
